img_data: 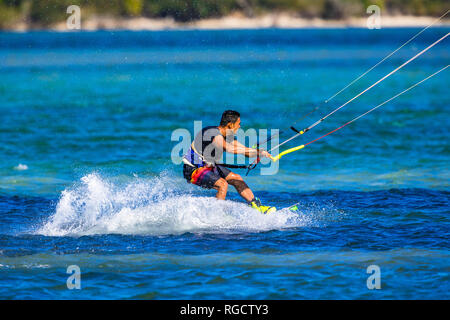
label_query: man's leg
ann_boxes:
[213,178,228,200]
[224,172,254,203]
[190,166,228,200]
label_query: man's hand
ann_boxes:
[258,150,272,159]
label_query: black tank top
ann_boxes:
[193,126,234,164]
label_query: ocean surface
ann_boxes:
[0,28,449,299]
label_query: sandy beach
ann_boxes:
[11,12,450,32]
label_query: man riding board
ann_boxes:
[182,110,276,214]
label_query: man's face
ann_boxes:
[229,117,241,133]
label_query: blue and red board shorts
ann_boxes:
[183,164,231,189]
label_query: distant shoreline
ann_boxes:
[9,13,450,32]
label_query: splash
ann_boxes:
[37,172,312,237]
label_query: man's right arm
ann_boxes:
[213,135,271,158]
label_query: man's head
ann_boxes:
[220,110,241,133]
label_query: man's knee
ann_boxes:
[226,172,243,182]
[215,178,228,190]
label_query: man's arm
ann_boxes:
[213,135,271,158]
[231,139,258,157]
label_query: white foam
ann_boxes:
[14,164,28,171]
[37,172,311,237]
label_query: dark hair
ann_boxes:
[220,110,240,127]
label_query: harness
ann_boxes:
[182,142,214,168]
[182,141,248,170]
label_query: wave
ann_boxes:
[36,172,316,237]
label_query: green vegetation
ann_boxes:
[0,0,448,29]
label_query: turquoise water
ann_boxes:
[0,28,449,299]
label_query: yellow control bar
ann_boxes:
[270,144,305,162]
